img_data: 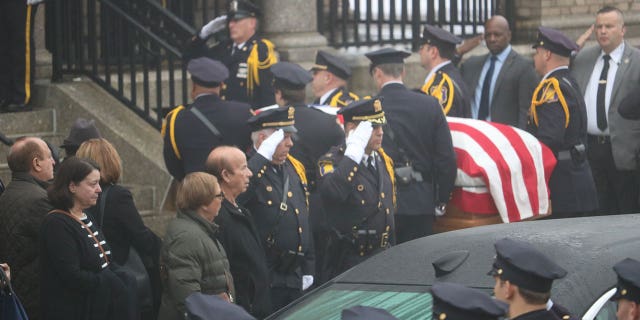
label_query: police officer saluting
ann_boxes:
[310,50,359,108]
[431,282,508,320]
[610,258,640,320]
[238,107,314,310]
[317,97,395,279]
[529,26,598,218]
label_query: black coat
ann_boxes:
[313,86,359,107]
[162,93,253,180]
[527,67,598,214]
[215,199,272,319]
[238,153,314,290]
[422,62,472,118]
[380,83,457,215]
[512,309,561,320]
[186,34,276,109]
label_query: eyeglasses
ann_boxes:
[215,191,225,200]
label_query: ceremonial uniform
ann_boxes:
[162,58,253,181]
[528,27,598,216]
[431,282,508,320]
[314,87,359,108]
[238,107,314,310]
[311,50,359,107]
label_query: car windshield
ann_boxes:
[272,283,434,320]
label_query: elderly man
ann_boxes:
[571,6,640,215]
[610,258,640,320]
[0,137,55,319]
[419,25,471,118]
[186,0,277,109]
[310,50,359,107]
[206,146,271,318]
[238,106,314,310]
[460,15,538,128]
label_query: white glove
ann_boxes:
[199,15,227,39]
[435,203,446,217]
[344,121,373,163]
[257,129,284,161]
[302,275,314,291]
[26,0,44,5]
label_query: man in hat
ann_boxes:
[0,137,55,319]
[237,106,314,310]
[186,0,277,109]
[162,57,253,181]
[460,15,538,128]
[610,258,640,320]
[571,6,640,216]
[310,50,359,108]
[317,97,395,279]
[418,25,471,118]
[365,48,456,243]
[431,282,508,320]
[60,118,102,157]
[489,238,570,320]
[529,26,598,218]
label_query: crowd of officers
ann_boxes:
[158,0,640,318]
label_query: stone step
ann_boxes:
[0,108,56,137]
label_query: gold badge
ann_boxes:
[288,107,295,120]
[373,99,382,112]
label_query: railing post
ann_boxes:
[51,0,64,82]
[411,0,421,52]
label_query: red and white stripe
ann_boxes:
[447,117,556,223]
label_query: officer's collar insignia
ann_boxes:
[288,107,295,120]
[374,99,382,112]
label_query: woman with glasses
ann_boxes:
[158,172,235,320]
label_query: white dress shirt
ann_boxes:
[584,42,624,136]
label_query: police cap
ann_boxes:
[271,61,313,90]
[365,48,411,72]
[421,25,462,49]
[247,106,297,133]
[431,282,508,320]
[227,0,260,21]
[341,306,398,320]
[185,293,255,320]
[188,57,229,88]
[532,26,578,57]
[338,96,386,125]
[311,50,352,80]
[610,258,640,303]
[488,238,567,293]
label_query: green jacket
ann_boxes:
[159,210,235,320]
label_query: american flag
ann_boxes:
[447,117,557,223]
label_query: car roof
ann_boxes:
[333,214,640,314]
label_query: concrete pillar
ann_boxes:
[260,0,328,63]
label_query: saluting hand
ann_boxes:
[344,121,373,163]
[199,15,228,39]
[257,129,285,161]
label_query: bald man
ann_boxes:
[461,15,538,128]
[0,137,55,319]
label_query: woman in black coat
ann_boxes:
[40,157,136,320]
[78,138,162,319]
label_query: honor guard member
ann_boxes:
[610,258,640,320]
[419,25,472,118]
[431,282,508,320]
[529,26,598,218]
[238,107,315,310]
[490,238,573,320]
[162,57,253,181]
[317,97,396,279]
[366,48,457,243]
[310,50,360,108]
[186,0,278,109]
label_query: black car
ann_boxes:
[268,214,640,320]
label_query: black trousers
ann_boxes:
[270,286,302,312]
[395,215,434,244]
[587,135,640,215]
[0,1,37,105]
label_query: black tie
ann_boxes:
[597,55,611,131]
[367,156,377,175]
[478,55,497,120]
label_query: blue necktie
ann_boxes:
[478,55,497,120]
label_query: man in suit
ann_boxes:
[185,0,277,109]
[419,25,471,118]
[317,97,395,279]
[571,6,640,215]
[162,57,253,181]
[460,15,538,128]
[366,48,457,243]
[310,50,359,108]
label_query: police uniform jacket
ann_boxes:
[186,34,277,109]
[238,152,314,290]
[215,199,271,318]
[162,94,253,181]
[512,309,561,320]
[288,103,345,191]
[380,83,457,216]
[314,86,359,108]
[422,62,472,118]
[527,67,598,213]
